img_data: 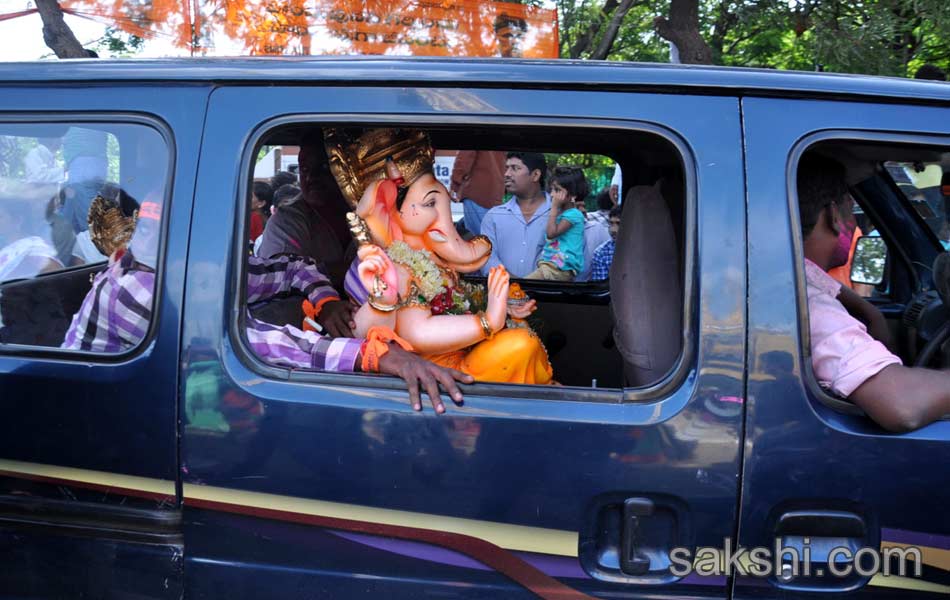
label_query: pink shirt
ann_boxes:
[805,258,901,397]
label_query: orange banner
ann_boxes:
[60,0,559,58]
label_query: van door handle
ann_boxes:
[620,497,654,575]
[775,510,865,538]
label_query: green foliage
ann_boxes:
[560,0,950,77]
[96,26,145,58]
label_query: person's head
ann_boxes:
[797,155,853,269]
[550,166,589,208]
[596,189,614,212]
[271,170,297,189]
[272,184,301,213]
[608,205,622,241]
[505,152,546,199]
[251,180,273,214]
[297,130,345,210]
[494,13,527,58]
[762,350,793,378]
[914,64,947,81]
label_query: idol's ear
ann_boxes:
[355,179,402,247]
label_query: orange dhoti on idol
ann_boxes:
[323,127,553,385]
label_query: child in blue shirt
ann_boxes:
[527,166,587,281]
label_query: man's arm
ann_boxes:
[247,255,356,337]
[246,255,338,306]
[450,151,477,198]
[849,364,950,432]
[245,316,472,412]
[837,286,892,349]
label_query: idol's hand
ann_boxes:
[357,244,399,308]
[485,265,510,332]
[507,298,537,320]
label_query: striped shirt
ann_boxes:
[63,253,363,372]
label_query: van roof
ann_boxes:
[1,57,948,104]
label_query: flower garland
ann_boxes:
[385,241,487,316]
[386,241,447,302]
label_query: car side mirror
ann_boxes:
[850,236,887,286]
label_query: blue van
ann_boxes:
[0,58,947,599]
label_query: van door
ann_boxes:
[740,96,950,598]
[182,78,746,599]
[0,84,209,597]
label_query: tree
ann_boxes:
[653,0,712,64]
[35,0,88,58]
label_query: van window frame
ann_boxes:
[230,113,697,404]
[788,130,948,419]
[0,113,176,362]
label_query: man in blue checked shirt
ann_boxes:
[591,206,622,281]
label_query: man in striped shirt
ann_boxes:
[63,205,470,412]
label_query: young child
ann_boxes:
[526,166,587,281]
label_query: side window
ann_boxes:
[0,122,169,351]
[238,124,688,392]
[797,141,950,413]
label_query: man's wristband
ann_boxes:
[360,326,414,372]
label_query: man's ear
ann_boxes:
[530,169,541,183]
[825,204,842,236]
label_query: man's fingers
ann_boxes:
[434,367,465,405]
[421,371,446,414]
[405,372,422,411]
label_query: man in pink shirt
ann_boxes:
[798,156,950,432]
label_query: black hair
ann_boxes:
[914,64,947,81]
[252,180,274,210]
[273,184,300,209]
[595,189,614,211]
[609,205,622,219]
[551,166,589,203]
[797,154,848,238]
[271,170,298,188]
[506,151,547,188]
[494,13,527,34]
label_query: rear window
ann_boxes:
[0,122,169,351]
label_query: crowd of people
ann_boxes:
[246,149,623,285]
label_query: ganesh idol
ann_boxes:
[324,127,553,385]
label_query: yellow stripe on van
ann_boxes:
[0,458,175,497]
[184,483,580,557]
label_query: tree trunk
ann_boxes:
[589,0,641,60]
[34,0,87,58]
[654,0,714,65]
[570,0,621,59]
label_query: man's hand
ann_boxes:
[377,344,474,413]
[318,300,357,338]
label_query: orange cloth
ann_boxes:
[361,326,414,373]
[426,328,553,384]
[828,226,862,289]
[301,296,340,333]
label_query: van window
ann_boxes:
[0,122,169,351]
[796,141,950,420]
[238,124,688,392]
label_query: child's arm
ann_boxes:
[546,208,573,238]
